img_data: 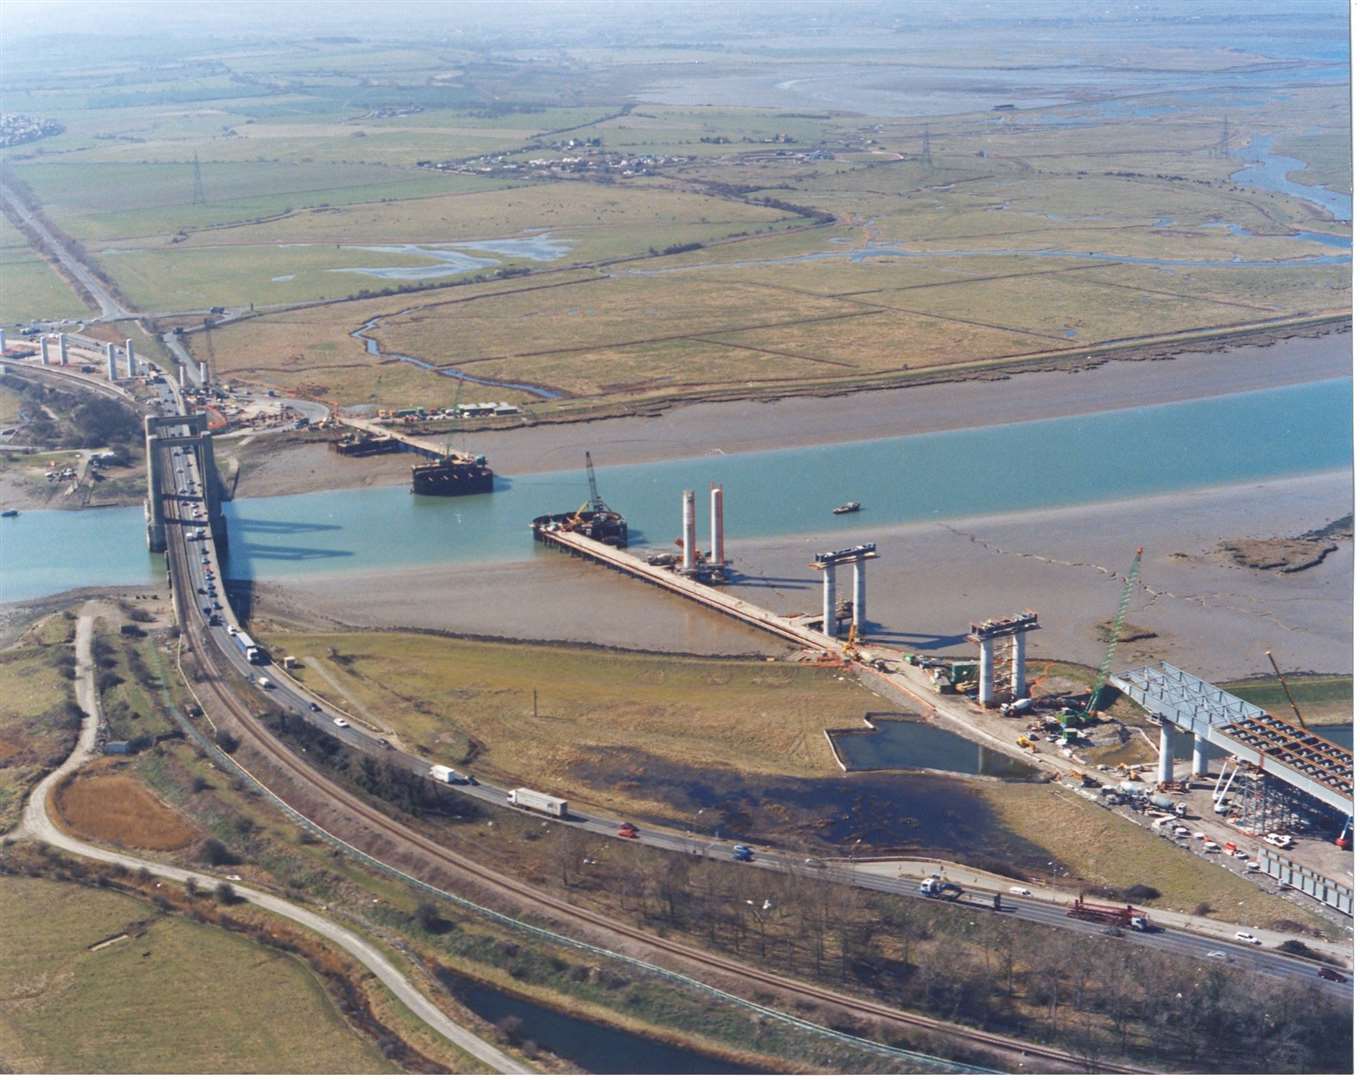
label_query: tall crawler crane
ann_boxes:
[1062,547,1143,726]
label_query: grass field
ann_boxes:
[0,215,91,324]
[54,766,201,851]
[0,875,394,1073]
[265,630,879,796]
[0,613,79,833]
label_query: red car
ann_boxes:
[617,822,639,839]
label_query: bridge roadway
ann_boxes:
[155,456,1351,999]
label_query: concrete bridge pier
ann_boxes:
[199,429,227,547]
[821,562,838,637]
[851,556,867,631]
[1012,631,1027,696]
[978,637,995,707]
[1158,717,1176,784]
[1192,734,1209,777]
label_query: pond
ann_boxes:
[436,970,766,1074]
[828,713,1038,778]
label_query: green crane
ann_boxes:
[1063,546,1143,727]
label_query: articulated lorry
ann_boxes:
[507,788,567,817]
[1067,896,1151,931]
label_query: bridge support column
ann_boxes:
[1192,734,1209,777]
[681,489,696,572]
[144,425,165,553]
[199,430,227,547]
[125,339,137,377]
[821,562,837,637]
[1012,631,1027,697]
[978,637,995,707]
[40,337,50,365]
[105,343,117,381]
[1158,718,1176,784]
[58,333,68,365]
[851,556,866,631]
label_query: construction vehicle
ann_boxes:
[843,622,865,663]
[1061,547,1143,727]
[1000,697,1033,717]
[906,653,979,694]
[919,875,963,899]
[1066,896,1151,931]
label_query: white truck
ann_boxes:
[507,787,567,817]
[429,764,470,785]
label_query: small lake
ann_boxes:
[328,235,574,281]
[436,970,765,1074]
[829,713,1038,778]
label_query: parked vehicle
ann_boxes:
[1234,931,1261,945]
[430,764,470,785]
[507,788,567,817]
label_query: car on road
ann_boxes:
[376,737,390,748]
[227,625,238,635]
[332,717,349,728]
[1234,932,1261,945]
[202,606,212,616]
[308,702,321,712]
[1008,886,1032,896]
[617,822,639,839]
[1317,967,1347,983]
[732,844,755,862]
[803,857,826,869]
[1206,950,1228,960]
[257,676,274,689]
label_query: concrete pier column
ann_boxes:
[105,343,117,381]
[144,426,165,552]
[40,337,50,365]
[1192,734,1209,777]
[58,333,68,365]
[851,556,866,630]
[0,327,7,353]
[177,363,187,388]
[681,489,696,572]
[1158,718,1176,784]
[1012,631,1027,696]
[199,361,209,386]
[822,563,838,637]
[125,339,136,377]
[978,637,995,707]
[709,485,724,568]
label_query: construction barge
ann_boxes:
[412,452,494,496]
[332,432,403,457]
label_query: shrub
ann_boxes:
[197,837,238,866]
[1121,883,1161,902]
[214,729,239,753]
[214,881,239,904]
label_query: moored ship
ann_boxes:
[529,451,628,547]
[411,453,494,496]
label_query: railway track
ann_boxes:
[162,490,1139,1074]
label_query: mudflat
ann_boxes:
[255,470,1352,681]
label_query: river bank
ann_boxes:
[252,469,1352,683]
[230,319,1350,500]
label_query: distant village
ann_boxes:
[0,113,64,148]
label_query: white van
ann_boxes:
[1008,886,1032,897]
[1234,931,1261,945]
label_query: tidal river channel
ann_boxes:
[1,376,1350,603]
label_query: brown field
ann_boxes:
[54,767,200,851]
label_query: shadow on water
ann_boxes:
[572,748,1052,870]
[435,970,766,1074]
[727,572,819,591]
[237,543,355,562]
[232,517,344,534]
[871,629,971,649]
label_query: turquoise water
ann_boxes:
[1,378,1351,600]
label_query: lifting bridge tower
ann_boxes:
[143,413,226,553]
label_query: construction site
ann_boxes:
[532,456,1354,922]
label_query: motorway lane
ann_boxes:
[161,442,1353,1004]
